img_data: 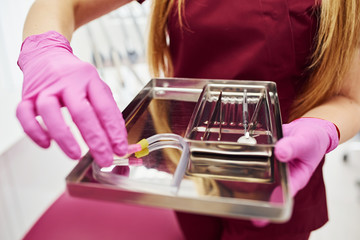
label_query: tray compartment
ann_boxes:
[185,83,279,182]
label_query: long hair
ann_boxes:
[290,0,360,119]
[147,0,360,119]
[147,0,185,77]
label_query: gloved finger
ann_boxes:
[127,144,142,155]
[62,91,113,167]
[36,94,81,159]
[250,186,284,227]
[251,219,269,227]
[87,80,128,156]
[287,159,313,196]
[274,136,308,162]
[16,100,51,148]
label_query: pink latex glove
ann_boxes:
[252,117,339,227]
[275,117,339,196]
[16,31,128,167]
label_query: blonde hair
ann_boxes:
[147,0,185,77]
[291,0,360,119]
[147,0,360,119]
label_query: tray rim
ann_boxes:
[66,77,292,222]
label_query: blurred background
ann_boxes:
[0,0,359,239]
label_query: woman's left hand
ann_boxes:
[252,117,339,227]
[275,117,339,196]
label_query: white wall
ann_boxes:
[0,0,34,154]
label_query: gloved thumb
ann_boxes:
[274,136,305,162]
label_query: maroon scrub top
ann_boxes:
[140,0,327,236]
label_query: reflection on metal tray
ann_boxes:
[66,78,292,222]
[185,83,280,182]
[188,152,273,183]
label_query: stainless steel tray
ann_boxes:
[66,78,292,222]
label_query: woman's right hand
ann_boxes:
[17,31,128,167]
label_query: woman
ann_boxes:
[18,0,360,239]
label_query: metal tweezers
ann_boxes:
[248,89,265,132]
[202,91,223,141]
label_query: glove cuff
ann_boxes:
[322,120,339,153]
[18,31,73,70]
